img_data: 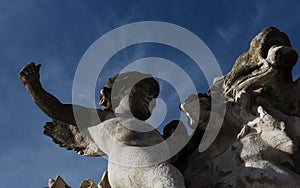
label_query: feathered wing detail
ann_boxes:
[43,119,106,157]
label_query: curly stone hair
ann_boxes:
[99,71,159,112]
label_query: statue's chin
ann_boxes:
[129,95,152,120]
[133,111,151,121]
[130,104,151,121]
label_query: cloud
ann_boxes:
[252,1,265,27]
[0,142,106,187]
[216,25,241,44]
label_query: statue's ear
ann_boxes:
[100,87,112,112]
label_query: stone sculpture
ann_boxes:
[19,26,300,187]
[19,65,187,187]
[180,27,300,187]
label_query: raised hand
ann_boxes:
[19,62,41,84]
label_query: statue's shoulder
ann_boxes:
[99,115,164,146]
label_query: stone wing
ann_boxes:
[43,119,106,157]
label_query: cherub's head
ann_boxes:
[100,71,159,120]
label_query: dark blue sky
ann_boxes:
[1,0,300,187]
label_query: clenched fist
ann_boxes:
[19,62,41,84]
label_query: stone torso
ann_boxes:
[88,115,185,188]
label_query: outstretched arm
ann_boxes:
[19,62,109,125]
